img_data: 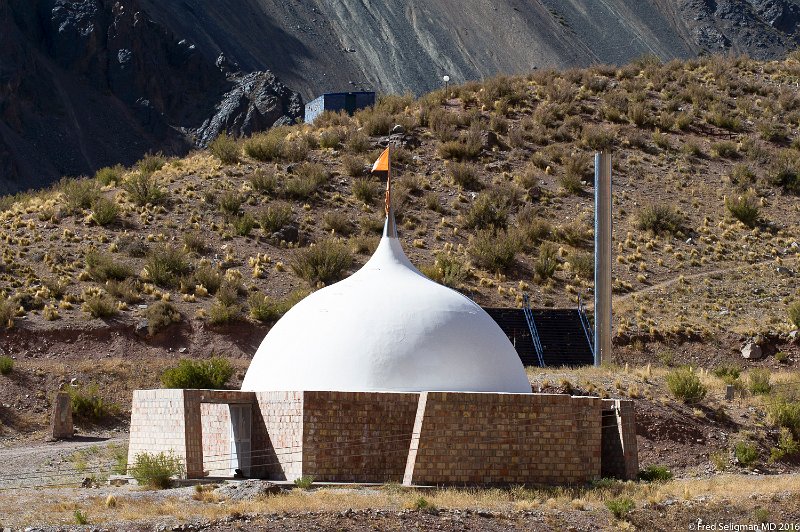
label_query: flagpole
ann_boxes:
[386,146,391,217]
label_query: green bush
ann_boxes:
[218,191,243,216]
[249,290,307,323]
[712,365,741,385]
[106,279,141,304]
[95,165,125,186]
[318,129,341,149]
[0,297,16,327]
[569,251,594,279]
[290,240,353,286]
[183,231,208,254]
[770,428,799,462]
[322,211,354,236]
[711,141,738,158]
[250,168,278,194]
[208,302,241,325]
[788,302,800,328]
[137,153,167,174]
[534,243,559,281]
[281,136,310,162]
[293,475,314,489]
[82,292,119,318]
[0,355,13,375]
[161,357,234,389]
[605,496,635,520]
[86,250,132,281]
[468,229,519,273]
[449,162,482,190]
[462,192,509,230]
[145,245,190,287]
[122,173,166,207]
[421,252,469,289]
[244,131,284,161]
[193,264,222,294]
[231,213,256,237]
[144,301,181,336]
[90,197,120,226]
[74,509,89,525]
[209,133,240,164]
[665,367,707,403]
[769,400,800,436]
[637,465,673,482]
[734,441,758,466]
[60,178,100,213]
[725,193,759,227]
[352,178,378,204]
[259,202,295,234]
[438,128,482,160]
[129,451,185,489]
[69,384,115,420]
[748,369,772,396]
[412,495,436,512]
[635,204,684,235]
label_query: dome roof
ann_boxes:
[241,213,531,394]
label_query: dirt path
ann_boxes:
[614,259,779,304]
[0,433,128,490]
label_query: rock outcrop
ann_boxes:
[0,0,301,194]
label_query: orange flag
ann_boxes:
[371,147,390,173]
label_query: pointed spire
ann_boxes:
[372,146,396,238]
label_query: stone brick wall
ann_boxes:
[253,391,304,480]
[127,389,188,472]
[302,391,419,482]
[403,392,603,485]
[201,403,232,477]
[601,399,639,480]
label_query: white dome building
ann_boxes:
[242,204,531,394]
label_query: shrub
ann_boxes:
[352,178,378,204]
[345,130,370,153]
[183,231,208,254]
[209,133,240,164]
[216,280,242,307]
[711,141,738,158]
[605,496,635,520]
[468,229,519,272]
[665,367,707,403]
[322,211,354,235]
[293,475,314,489]
[244,131,284,161]
[534,243,558,281]
[569,251,593,279]
[734,441,758,466]
[74,509,89,525]
[161,357,234,389]
[90,197,120,226]
[69,384,114,420]
[144,301,180,335]
[462,192,509,230]
[449,162,482,190]
[283,162,329,200]
[192,266,222,296]
[582,124,615,150]
[129,451,185,489]
[218,191,243,216]
[628,102,650,128]
[635,204,684,235]
[776,351,790,364]
[411,496,436,512]
[713,365,741,385]
[0,355,13,375]
[249,290,307,323]
[123,172,166,206]
[768,400,800,436]
[137,153,167,174]
[86,250,132,281]
[438,125,483,160]
[281,135,310,162]
[341,154,365,177]
[318,129,341,149]
[232,213,256,237]
[748,369,772,395]
[208,302,241,325]
[770,428,800,462]
[145,245,190,288]
[250,168,278,194]
[60,178,100,213]
[788,301,800,328]
[725,193,759,227]
[95,165,125,186]
[637,465,673,482]
[106,279,141,304]
[290,240,353,286]
[421,252,469,288]
[82,292,119,318]
[258,202,295,234]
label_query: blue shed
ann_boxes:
[304,91,376,124]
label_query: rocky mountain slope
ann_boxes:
[0,0,301,195]
[140,0,800,100]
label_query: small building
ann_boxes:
[304,91,376,124]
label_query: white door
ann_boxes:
[229,404,252,476]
